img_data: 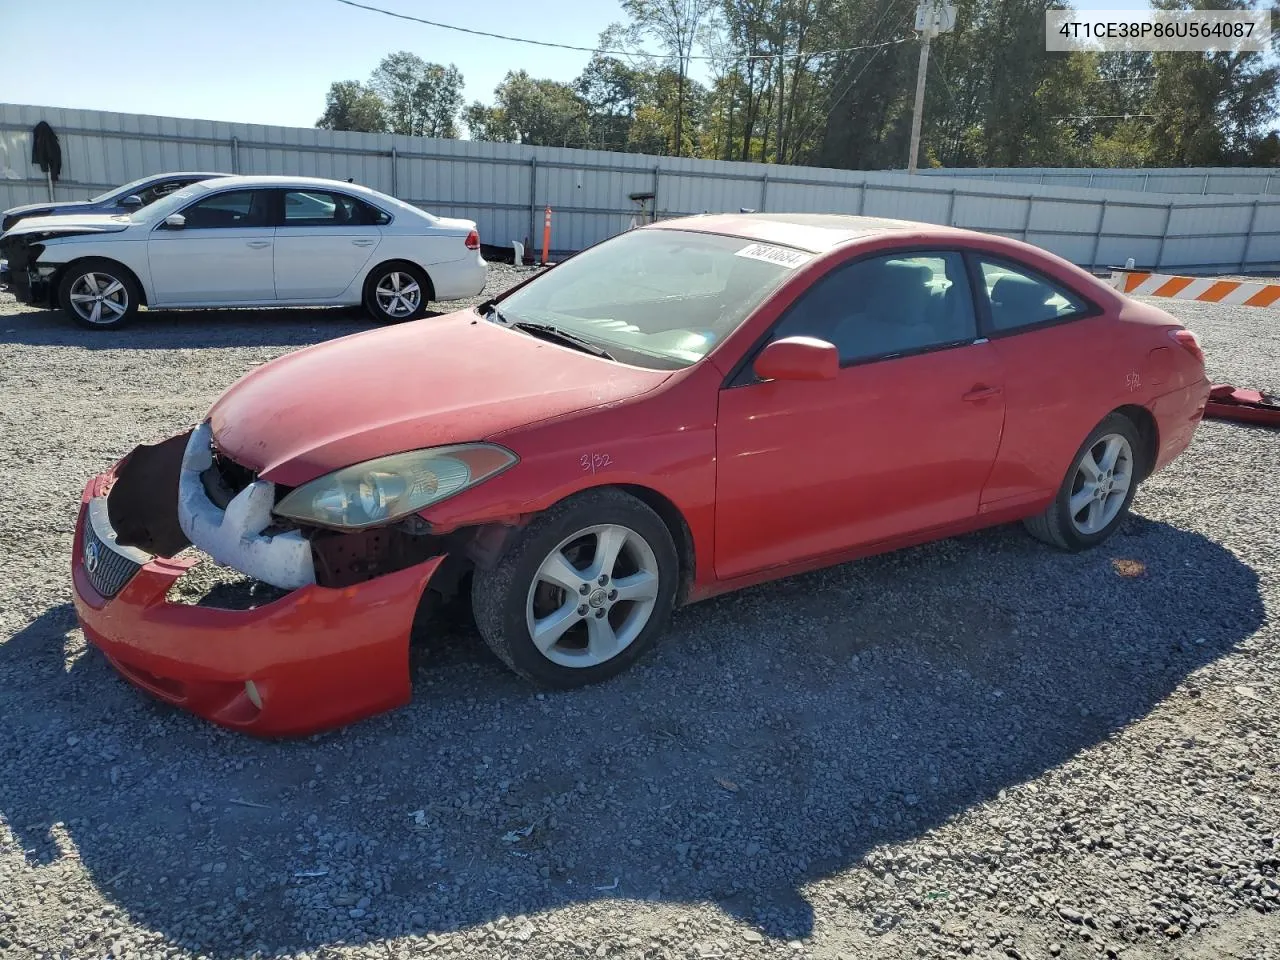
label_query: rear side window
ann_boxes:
[770,251,977,365]
[180,189,271,228]
[975,258,1089,332]
[281,190,388,226]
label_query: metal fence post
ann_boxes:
[1201,172,1209,195]
[1088,199,1107,270]
[231,136,240,174]
[1154,201,1174,269]
[1238,198,1260,272]
[528,157,537,246]
[1142,172,1150,192]
[947,188,957,226]
[760,169,769,211]
[1020,195,1033,239]
[652,165,660,221]
[390,147,398,197]
[856,182,866,215]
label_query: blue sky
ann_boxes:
[0,0,1154,130]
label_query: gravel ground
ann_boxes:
[0,272,1277,960]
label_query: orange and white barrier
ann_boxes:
[1110,270,1280,308]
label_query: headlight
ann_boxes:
[273,443,517,530]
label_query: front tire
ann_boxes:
[1024,412,1143,551]
[471,489,680,687]
[364,262,432,323]
[58,260,140,330]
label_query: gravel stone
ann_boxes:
[1,279,1278,959]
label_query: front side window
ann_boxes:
[490,228,802,369]
[281,190,386,226]
[769,251,977,365]
[179,189,271,229]
[976,258,1089,332]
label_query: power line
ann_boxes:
[1052,114,1157,120]
[332,0,912,62]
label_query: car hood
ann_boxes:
[4,199,98,217]
[1,212,133,239]
[208,311,672,486]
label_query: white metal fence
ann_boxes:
[917,166,1280,197]
[3,102,1279,274]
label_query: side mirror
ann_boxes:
[753,336,839,382]
[119,194,144,209]
[162,213,186,230]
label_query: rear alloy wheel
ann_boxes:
[471,489,679,687]
[1024,413,1143,551]
[365,263,431,323]
[58,261,140,330]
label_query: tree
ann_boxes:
[473,71,592,147]
[315,80,388,133]
[464,102,515,142]
[1145,0,1280,165]
[576,55,645,152]
[368,51,464,138]
[619,0,718,156]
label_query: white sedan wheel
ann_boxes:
[68,272,130,325]
[370,268,427,321]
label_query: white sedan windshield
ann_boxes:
[492,228,804,369]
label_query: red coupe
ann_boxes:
[71,213,1209,735]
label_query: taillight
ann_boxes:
[464,229,480,251]
[1169,328,1204,364]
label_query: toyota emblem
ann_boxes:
[85,540,100,574]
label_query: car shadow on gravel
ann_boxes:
[0,515,1264,955]
[0,305,449,350]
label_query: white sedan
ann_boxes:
[0,176,488,329]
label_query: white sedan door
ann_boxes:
[272,189,382,300]
[146,189,276,304]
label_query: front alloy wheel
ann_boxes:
[58,260,140,330]
[526,524,661,668]
[471,489,679,686]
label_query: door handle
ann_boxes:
[246,240,272,249]
[962,385,1002,402]
[352,238,376,246]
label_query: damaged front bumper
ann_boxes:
[70,440,449,736]
[0,237,55,305]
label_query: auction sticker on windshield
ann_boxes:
[735,242,813,269]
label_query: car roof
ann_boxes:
[649,212,993,253]
[195,175,385,196]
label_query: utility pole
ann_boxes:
[907,1,956,174]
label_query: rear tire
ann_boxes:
[471,489,679,687]
[1024,412,1143,551]
[364,262,432,323]
[58,259,140,330]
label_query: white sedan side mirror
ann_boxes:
[163,214,186,230]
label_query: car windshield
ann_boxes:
[490,228,804,369]
[88,175,158,204]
